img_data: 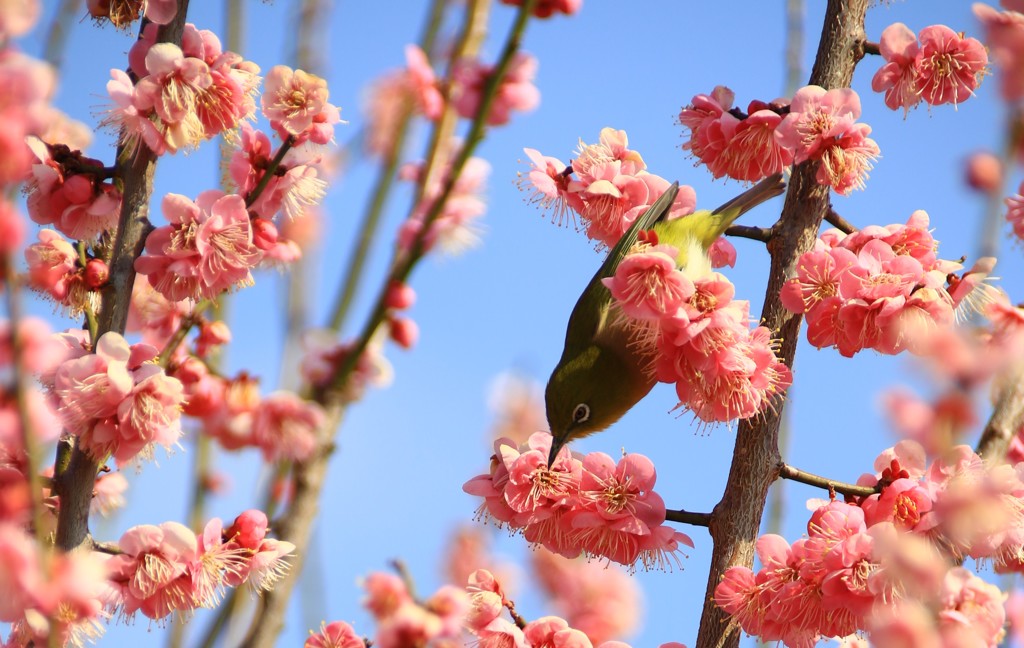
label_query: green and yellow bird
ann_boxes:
[545,173,786,465]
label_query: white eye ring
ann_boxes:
[572,403,590,424]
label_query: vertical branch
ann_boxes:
[694,1,869,647]
[42,0,84,68]
[52,0,192,552]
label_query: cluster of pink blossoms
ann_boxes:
[105,22,260,155]
[678,87,793,183]
[307,566,683,648]
[871,23,988,113]
[24,139,122,241]
[715,441,1017,647]
[680,86,880,194]
[780,211,996,357]
[463,432,692,570]
[398,152,491,255]
[24,229,109,315]
[604,238,792,422]
[520,128,699,249]
[107,510,294,623]
[48,332,184,464]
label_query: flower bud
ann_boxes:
[84,259,109,289]
[389,316,419,350]
[62,174,94,205]
[252,218,279,251]
[385,281,417,310]
[225,509,268,550]
[964,151,1002,194]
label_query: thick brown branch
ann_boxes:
[665,508,712,527]
[777,462,877,498]
[695,2,870,647]
[53,1,192,553]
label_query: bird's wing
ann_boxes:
[559,183,680,355]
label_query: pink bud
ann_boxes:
[62,174,94,205]
[196,320,231,353]
[84,259,109,289]
[964,151,1002,193]
[389,316,419,350]
[226,509,268,550]
[252,218,279,251]
[385,281,417,310]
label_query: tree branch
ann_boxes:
[53,1,192,552]
[694,2,870,647]
[724,224,773,243]
[975,362,1024,462]
[825,207,857,234]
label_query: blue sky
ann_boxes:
[12,1,1024,646]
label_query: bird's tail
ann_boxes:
[708,172,786,232]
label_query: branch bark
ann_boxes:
[694,2,869,646]
[52,1,192,552]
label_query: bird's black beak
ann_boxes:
[547,434,566,467]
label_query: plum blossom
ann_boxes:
[463,433,692,569]
[775,86,880,194]
[135,190,262,302]
[261,65,342,145]
[499,0,581,18]
[451,52,540,126]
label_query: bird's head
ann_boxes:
[544,343,654,466]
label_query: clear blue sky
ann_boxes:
[13,1,1022,646]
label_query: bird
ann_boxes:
[544,173,787,466]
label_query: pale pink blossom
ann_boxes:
[250,391,324,462]
[872,22,922,112]
[107,522,199,621]
[451,52,540,126]
[0,0,39,37]
[404,45,443,120]
[975,2,1024,101]
[262,65,341,144]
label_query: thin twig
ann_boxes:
[665,509,712,527]
[776,462,877,498]
[825,207,857,234]
[724,224,773,243]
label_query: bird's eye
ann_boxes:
[572,403,590,424]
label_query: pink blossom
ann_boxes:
[603,245,695,320]
[136,190,262,301]
[53,332,134,436]
[517,147,575,226]
[872,23,922,112]
[451,52,540,126]
[108,522,198,620]
[775,85,880,194]
[103,68,167,155]
[92,472,128,516]
[1006,180,1024,241]
[250,391,324,462]
[0,0,39,38]
[915,25,988,107]
[133,43,213,152]
[25,138,122,240]
[398,154,491,255]
[305,621,364,648]
[499,0,581,18]
[404,45,444,120]
[964,151,1003,193]
[231,125,327,221]
[262,65,341,144]
[975,3,1024,101]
